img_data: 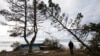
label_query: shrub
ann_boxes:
[43,38,63,50]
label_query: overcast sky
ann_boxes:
[0,0,100,51]
[43,0,100,24]
[0,0,100,23]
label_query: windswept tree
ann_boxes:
[39,0,93,51]
[83,23,100,56]
[0,0,48,53]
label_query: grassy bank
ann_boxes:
[0,49,88,56]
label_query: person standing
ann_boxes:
[68,40,74,56]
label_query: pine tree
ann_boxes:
[0,0,47,53]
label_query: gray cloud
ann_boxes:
[43,0,100,24]
[0,0,9,10]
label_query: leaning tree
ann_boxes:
[39,0,92,51]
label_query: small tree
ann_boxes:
[90,34,100,49]
[43,38,61,50]
[84,23,100,56]
[11,41,21,50]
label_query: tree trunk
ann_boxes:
[28,0,38,53]
[24,0,29,45]
[28,43,32,53]
[28,32,37,53]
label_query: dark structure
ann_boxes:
[68,40,74,55]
